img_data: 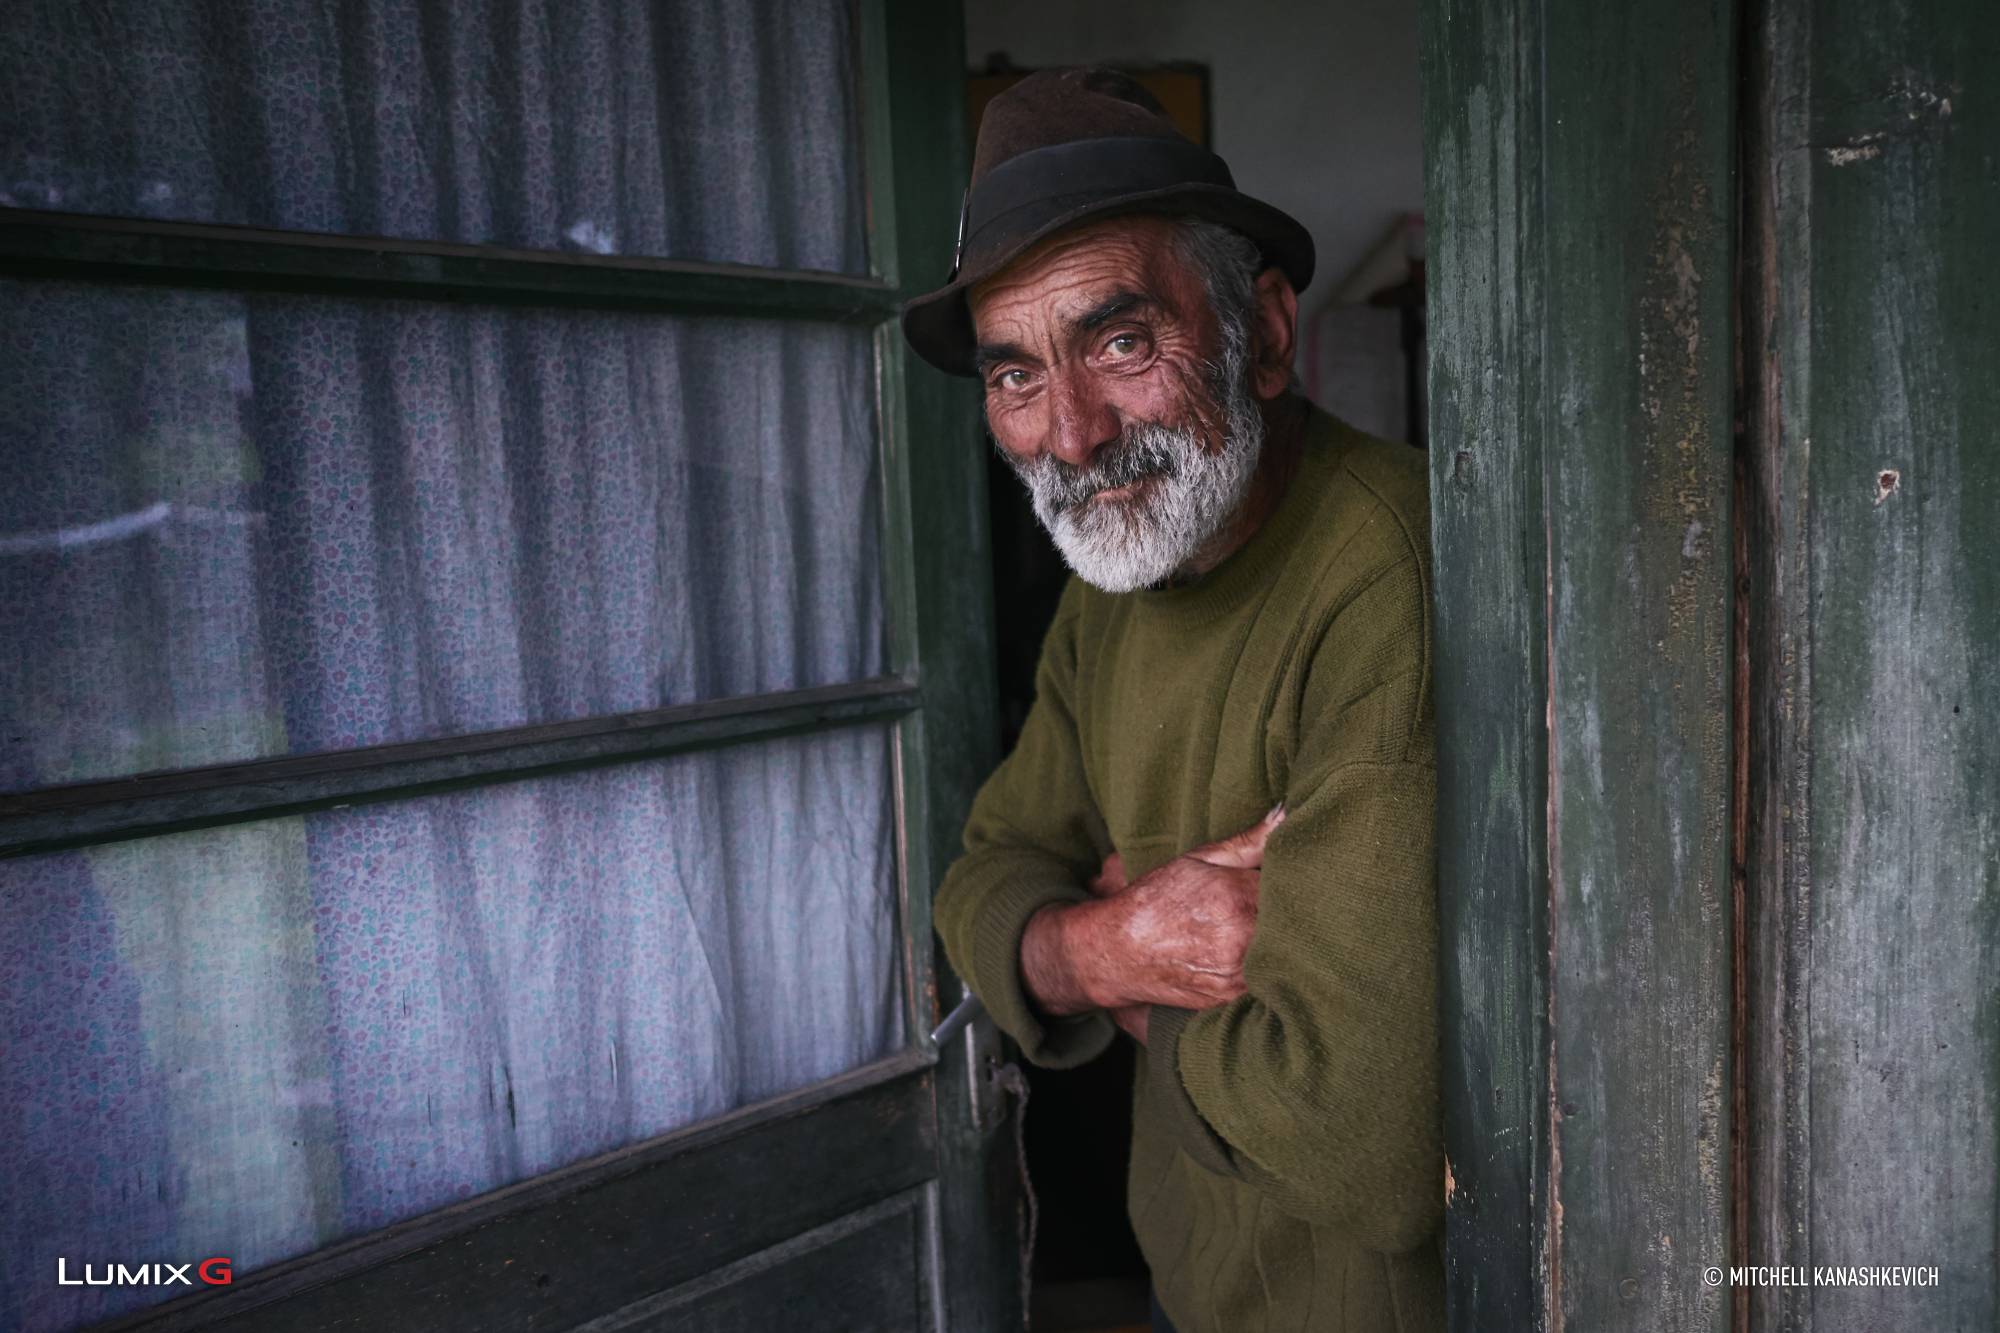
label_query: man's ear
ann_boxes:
[1249,267,1299,400]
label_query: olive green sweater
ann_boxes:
[934,406,1444,1333]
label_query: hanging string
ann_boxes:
[991,1060,1038,1329]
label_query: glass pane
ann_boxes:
[0,726,903,1329]
[0,0,869,273]
[0,281,888,792]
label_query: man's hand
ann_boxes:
[1082,852,1151,1039]
[1019,804,1286,1023]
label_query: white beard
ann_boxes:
[1003,358,1267,594]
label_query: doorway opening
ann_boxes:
[961,9,1426,1327]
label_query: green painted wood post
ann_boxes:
[1743,0,2000,1327]
[1422,0,1739,1327]
[1420,0,1554,1322]
[869,1,1024,1327]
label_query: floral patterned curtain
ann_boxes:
[0,4,899,1329]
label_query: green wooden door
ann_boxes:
[0,3,1020,1330]
[1423,0,1996,1327]
[1740,0,1999,1327]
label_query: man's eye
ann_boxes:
[1105,333,1140,358]
[997,369,1030,390]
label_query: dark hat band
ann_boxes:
[953,136,1238,277]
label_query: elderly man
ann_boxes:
[902,68,1443,1333]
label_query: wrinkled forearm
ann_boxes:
[1019,902,1095,1016]
[933,846,1116,1069]
[1020,894,1141,1017]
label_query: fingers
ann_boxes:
[1115,960,1248,1012]
[1158,958,1250,1009]
[1173,973,1248,1009]
[1086,850,1128,898]
[1110,1004,1150,1044]
[1196,802,1288,869]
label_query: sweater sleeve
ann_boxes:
[1143,549,1443,1253]
[932,580,1117,1069]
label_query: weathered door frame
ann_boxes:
[1423,0,1998,1327]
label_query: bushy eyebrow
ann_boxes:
[1072,289,1154,332]
[973,288,1160,376]
[974,341,1028,375]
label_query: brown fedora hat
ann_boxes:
[900,66,1315,377]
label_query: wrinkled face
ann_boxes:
[969,215,1266,593]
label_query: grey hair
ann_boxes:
[1171,217,1305,397]
[1173,217,1264,336]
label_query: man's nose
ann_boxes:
[1045,372,1120,469]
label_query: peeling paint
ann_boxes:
[1825,135,1887,166]
[1696,1052,1726,1205]
[1887,72,1957,120]
[1821,73,1960,165]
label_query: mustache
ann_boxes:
[1009,422,1192,517]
